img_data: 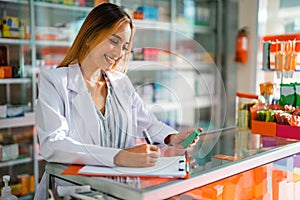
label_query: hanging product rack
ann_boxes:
[262,33,300,82]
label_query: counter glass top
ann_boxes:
[46,127,300,199]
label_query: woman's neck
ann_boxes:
[80,61,105,86]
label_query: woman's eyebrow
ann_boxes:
[112,34,122,41]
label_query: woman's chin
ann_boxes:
[102,61,114,71]
[103,65,113,71]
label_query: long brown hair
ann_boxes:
[58,3,135,72]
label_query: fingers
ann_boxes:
[171,127,203,149]
[146,154,159,166]
[148,145,160,160]
[114,144,160,167]
[149,144,159,152]
[185,127,202,147]
[134,146,159,167]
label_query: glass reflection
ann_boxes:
[102,127,299,190]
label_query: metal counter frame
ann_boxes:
[45,129,300,199]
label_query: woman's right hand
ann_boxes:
[114,144,160,167]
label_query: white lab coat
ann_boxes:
[34,63,177,199]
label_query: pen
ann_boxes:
[142,128,153,145]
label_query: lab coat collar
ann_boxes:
[67,63,100,145]
[65,63,133,146]
[67,62,86,94]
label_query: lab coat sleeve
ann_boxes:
[36,70,120,167]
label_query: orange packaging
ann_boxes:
[94,0,107,6]
[17,174,30,196]
[241,170,254,200]
[181,183,223,200]
[29,175,35,193]
[253,167,268,199]
[212,154,240,162]
[221,181,236,200]
[251,120,277,137]
[0,66,12,78]
[252,120,300,140]
[272,169,287,200]
[0,67,4,78]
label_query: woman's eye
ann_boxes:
[109,38,118,45]
[122,45,129,51]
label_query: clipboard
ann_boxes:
[76,156,188,178]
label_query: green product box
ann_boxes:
[280,83,295,107]
[295,83,300,107]
[182,129,201,148]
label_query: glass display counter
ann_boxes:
[45,127,300,199]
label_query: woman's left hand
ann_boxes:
[166,127,203,149]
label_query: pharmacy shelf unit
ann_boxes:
[0,1,35,198]
[0,0,224,197]
[114,0,223,128]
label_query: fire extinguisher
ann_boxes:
[235,28,248,63]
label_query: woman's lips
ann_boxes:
[104,54,115,66]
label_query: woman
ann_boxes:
[35,2,201,198]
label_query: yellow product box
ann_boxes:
[45,0,61,3]
[1,16,25,38]
[45,0,75,5]
[63,0,75,5]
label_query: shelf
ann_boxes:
[0,38,30,45]
[0,112,35,129]
[0,157,32,168]
[0,78,31,84]
[145,96,212,113]
[133,20,214,34]
[34,1,92,12]
[175,62,215,72]
[128,61,215,71]
[261,68,300,72]
[0,0,28,4]
[35,40,72,47]
[128,61,172,71]
[173,23,214,34]
[133,20,171,31]
[194,96,213,108]
[146,101,180,112]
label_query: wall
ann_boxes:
[236,0,259,94]
[222,0,238,126]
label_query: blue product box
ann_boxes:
[137,6,158,21]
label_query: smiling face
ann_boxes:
[85,22,132,72]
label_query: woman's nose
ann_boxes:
[112,45,124,59]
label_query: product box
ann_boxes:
[276,124,300,140]
[0,104,6,118]
[35,26,59,40]
[0,66,13,78]
[0,143,19,161]
[62,0,74,5]
[252,120,300,140]
[44,0,82,5]
[136,6,158,21]
[1,16,25,38]
[0,45,8,66]
[251,120,276,137]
